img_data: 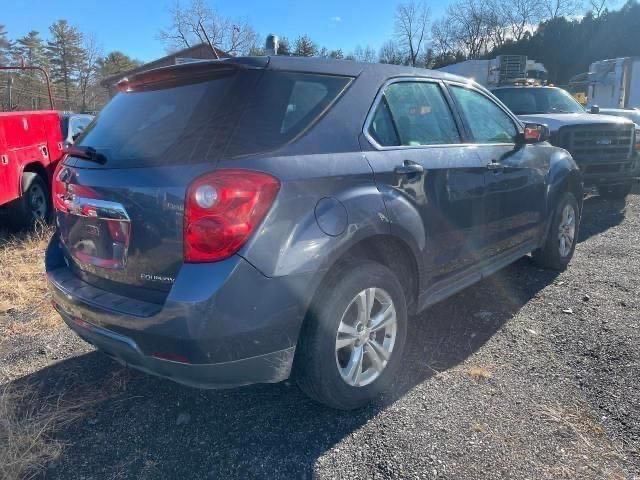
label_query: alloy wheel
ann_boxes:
[335,287,397,387]
[558,204,576,258]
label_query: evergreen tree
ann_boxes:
[12,31,50,109]
[47,20,83,106]
[293,35,317,57]
[0,25,10,65]
[278,36,292,56]
[96,51,140,78]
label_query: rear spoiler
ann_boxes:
[117,57,270,93]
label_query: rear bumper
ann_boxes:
[46,234,316,389]
[56,309,294,389]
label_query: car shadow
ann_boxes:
[578,194,628,243]
[7,256,559,479]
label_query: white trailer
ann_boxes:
[588,57,640,109]
[436,55,547,87]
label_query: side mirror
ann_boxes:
[590,105,600,114]
[518,123,550,144]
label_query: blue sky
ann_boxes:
[4,0,449,62]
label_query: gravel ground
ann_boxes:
[1,189,639,479]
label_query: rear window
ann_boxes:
[74,69,351,168]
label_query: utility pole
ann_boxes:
[6,74,12,110]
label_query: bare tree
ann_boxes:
[445,0,493,59]
[394,1,430,67]
[431,18,457,58]
[489,0,541,43]
[378,40,405,65]
[158,0,257,56]
[77,34,101,112]
[351,45,377,63]
[589,0,616,17]
[540,0,584,20]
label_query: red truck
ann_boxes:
[0,110,65,228]
[0,64,94,229]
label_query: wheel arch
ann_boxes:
[21,161,49,194]
[309,233,422,318]
[547,151,584,217]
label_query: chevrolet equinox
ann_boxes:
[46,56,583,409]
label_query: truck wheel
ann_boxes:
[597,182,633,200]
[295,261,408,410]
[7,173,51,230]
[532,192,580,271]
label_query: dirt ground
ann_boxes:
[0,189,638,479]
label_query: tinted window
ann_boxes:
[77,69,248,167]
[369,81,460,147]
[492,87,584,115]
[75,69,351,167]
[451,86,517,143]
[227,72,351,157]
[369,98,400,146]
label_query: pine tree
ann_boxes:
[12,31,50,109]
[293,35,317,57]
[278,36,291,56]
[13,31,48,67]
[97,51,140,78]
[0,25,10,65]
[47,20,83,107]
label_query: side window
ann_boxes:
[450,86,518,143]
[281,81,329,133]
[368,81,460,147]
[70,117,91,139]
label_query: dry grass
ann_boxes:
[464,366,492,382]
[0,223,58,337]
[0,383,90,480]
[0,369,131,480]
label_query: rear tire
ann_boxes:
[532,192,579,271]
[597,182,633,200]
[295,261,407,410]
[7,173,51,230]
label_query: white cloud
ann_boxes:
[330,16,342,23]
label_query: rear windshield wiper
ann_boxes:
[64,145,107,164]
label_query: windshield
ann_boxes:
[493,87,585,115]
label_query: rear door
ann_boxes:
[447,83,547,256]
[362,78,488,285]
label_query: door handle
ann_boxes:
[394,162,424,175]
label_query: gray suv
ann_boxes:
[47,56,583,409]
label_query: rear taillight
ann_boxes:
[52,160,69,212]
[184,169,280,263]
[52,160,100,213]
[635,129,640,152]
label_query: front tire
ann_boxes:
[597,182,633,200]
[7,173,51,230]
[295,261,408,410]
[532,192,580,271]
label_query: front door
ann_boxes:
[362,79,488,285]
[447,84,547,257]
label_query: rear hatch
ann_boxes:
[54,59,353,304]
[55,62,261,303]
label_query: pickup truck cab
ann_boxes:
[0,110,93,229]
[492,86,639,199]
